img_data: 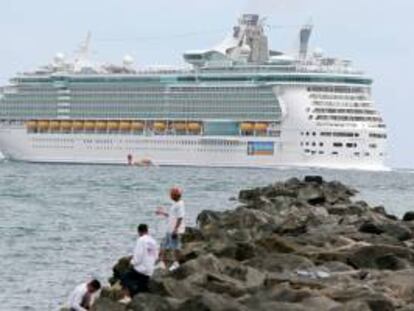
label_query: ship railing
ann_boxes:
[296,65,364,75]
[200,65,364,75]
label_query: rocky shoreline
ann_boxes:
[90,177,414,310]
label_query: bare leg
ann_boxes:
[119,287,132,304]
[174,249,181,263]
[159,248,168,266]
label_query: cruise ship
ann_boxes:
[0,14,388,170]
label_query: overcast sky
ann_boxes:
[0,0,412,169]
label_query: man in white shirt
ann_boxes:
[120,224,159,302]
[67,279,101,311]
[156,187,185,271]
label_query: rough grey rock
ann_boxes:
[347,245,414,270]
[88,178,414,311]
[128,293,179,311]
[403,211,414,222]
[178,292,248,311]
[359,221,385,235]
[90,297,126,311]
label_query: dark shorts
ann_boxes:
[161,233,182,250]
[120,268,150,297]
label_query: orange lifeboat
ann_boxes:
[131,121,145,132]
[26,120,37,131]
[154,122,166,132]
[240,122,254,133]
[173,122,186,132]
[187,122,202,133]
[73,121,84,131]
[108,121,120,131]
[50,121,60,131]
[60,121,72,131]
[120,121,132,132]
[254,123,268,133]
[84,121,96,131]
[38,120,50,131]
[95,121,107,132]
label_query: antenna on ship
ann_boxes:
[73,31,94,72]
[76,31,92,62]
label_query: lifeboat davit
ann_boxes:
[254,123,268,132]
[95,121,107,131]
[173,122,186,131]
[50,121,60,131]
[240,122,254,132]
[120,121,132,132]
[38,120,50,131]
[73,121,84,131]
[187,122,202,133]
[61,121,72,131]
[108,121,120,131]
[154,122,166,132]
[84,121,96,131]
[131,121,145,132]
[26,120,37,130]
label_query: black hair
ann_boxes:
[137,224,148,234]
[89,279,101,290]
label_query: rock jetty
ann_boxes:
[91,177,414,311]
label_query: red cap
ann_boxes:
[170,186,183,196]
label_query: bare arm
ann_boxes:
[173,218,183,233]
[68,287,88,311]
[155,207,168,217]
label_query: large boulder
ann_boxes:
[178,292,248,311]
[403,212,414,222]
[128,293,180,311]
[347,245,414,270]
[246,253,314,273]
[90,297,126,311]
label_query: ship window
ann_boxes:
[365,152,370,156]
[319,151,324,155]
[369,133,387,139]
[346,143,356,148]
[332,151,339,155]
[312,142,316,147]
[333,142,343,147]
[185,54,203,60]
[319,142,324,147]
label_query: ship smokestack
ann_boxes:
[299,24,313,60]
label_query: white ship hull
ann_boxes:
[0,127,387,171]
[0,15,389,171]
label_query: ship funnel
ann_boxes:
[299,22,313,60]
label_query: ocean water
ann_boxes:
[0,161,413,311]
